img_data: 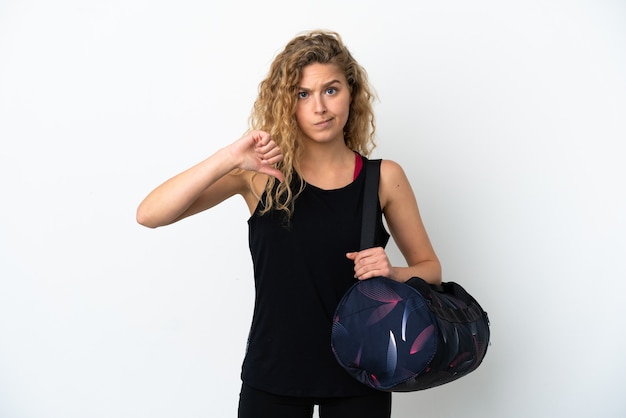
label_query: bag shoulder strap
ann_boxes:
[360,158,382,251]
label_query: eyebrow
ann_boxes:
[298,79,343,91]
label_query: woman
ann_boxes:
[137,30,441,418]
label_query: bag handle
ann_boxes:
[360,159,382,251]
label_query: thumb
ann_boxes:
[259,165,285,183]
[346,252,357,261]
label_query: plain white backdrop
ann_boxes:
[1,0,625,417]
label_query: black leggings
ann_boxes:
[238,383,391,418]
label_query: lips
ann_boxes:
[315,118,334,127]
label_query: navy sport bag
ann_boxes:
[331,159,490,392]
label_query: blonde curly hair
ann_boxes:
[249,30,377,216]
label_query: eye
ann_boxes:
[298,91,309,99]
[326,87,337,95]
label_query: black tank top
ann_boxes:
[243,156,390,397]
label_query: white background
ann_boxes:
[1,1,625,417]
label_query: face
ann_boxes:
[294,63,351,146]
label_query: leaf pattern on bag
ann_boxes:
[366,301,398,325]
[410,324,435,354]
[386,331,398,377]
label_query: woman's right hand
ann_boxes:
[230,130,284,182]
[137,130,285,228]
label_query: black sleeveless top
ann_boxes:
[243,157,390,397]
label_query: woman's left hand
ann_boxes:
[346,247,395,281]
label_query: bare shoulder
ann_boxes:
[379,159,407,183]
[378,159,414,209]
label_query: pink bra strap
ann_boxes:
[354,153,363,180]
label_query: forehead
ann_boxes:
[299,62,346,86]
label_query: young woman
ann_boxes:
[137,30,441,418]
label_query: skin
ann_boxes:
[136,63,441,285]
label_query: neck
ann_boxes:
[301,132,352,157]
[297,142,356,189]
[300,142,353,168]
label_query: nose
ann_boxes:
[313,95,326,114]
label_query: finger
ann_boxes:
[350,251,373,274]
[259,147,283,163]
[262,155,283,167]
[353,251,390,280]
[251,130,271,144]
[355,265,380,280]
[254,137,277,152]
[357,271,377,281]
[353,249,378,265]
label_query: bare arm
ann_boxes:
[136,130,283,228]
[347,160,442,284]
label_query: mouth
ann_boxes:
[315,117,334,126]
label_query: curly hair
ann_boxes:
[249,30,377,216]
